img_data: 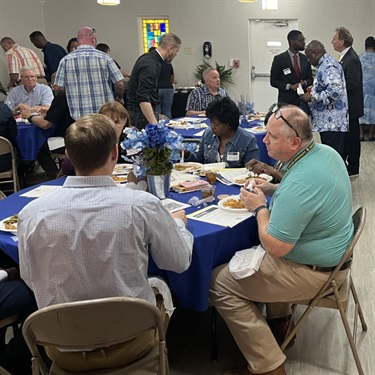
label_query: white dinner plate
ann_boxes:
[0,216,18,234]
[232,173,272,186]
[218,195,249,213]
[247,126,267,133]
[112,164,133,175]
[173,162,203,173]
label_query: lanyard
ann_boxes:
[285,140,315,172]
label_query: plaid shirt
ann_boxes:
[185,85,230,111]
[54,45,123,120]
[6,44,45,76]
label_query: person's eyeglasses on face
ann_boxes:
[272,106,299,138]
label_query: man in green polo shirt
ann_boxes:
[210,105,353,375]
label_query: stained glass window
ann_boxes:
[142,19,169,53]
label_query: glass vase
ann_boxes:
[146,173,171,200]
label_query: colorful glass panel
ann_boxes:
[141,19,169,52]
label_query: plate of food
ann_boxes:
[173,162,203,173]
[232,173,272,186]
[218,195,248,213]
[112,164,133,175]
[112,175,128,184]
[0,214,18,234]
[248,125,267,133]
[167,120,193,129]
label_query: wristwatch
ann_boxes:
[253,205,268,218]
[27,114,40,123]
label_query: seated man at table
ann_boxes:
[4,66,53,113]
[210,106,353,375]
[18,114,193,371]
[184,97,258,168]
[185,68,230,116]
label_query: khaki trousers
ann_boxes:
[46,288,168,372]
[210,254,348,374]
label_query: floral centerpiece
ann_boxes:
[121,121,197,178]
[238,94,255,116]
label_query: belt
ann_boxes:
[127,106,140,111]
[127,105,156,111]
[305,260,351,272]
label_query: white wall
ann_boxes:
[1,0,374,103]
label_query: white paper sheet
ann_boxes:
[187,205,253,228]
[192,129,205,137]
[161,198,191,213]
[20,185,62,198]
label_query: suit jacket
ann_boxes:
[340,47,364,120]
[270,50,313,106]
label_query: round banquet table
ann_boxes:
[0,177,260,311]
[171,116,276,166]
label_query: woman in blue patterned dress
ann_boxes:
[359,36,375,141]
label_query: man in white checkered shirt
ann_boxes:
[54,27,124,120]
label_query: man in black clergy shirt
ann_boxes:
[127,33,181,129]
[270,30,313,113]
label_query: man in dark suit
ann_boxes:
[332,27,364,177]
[270,30,313,113]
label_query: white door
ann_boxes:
[249,18,299,112]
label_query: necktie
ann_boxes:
[293,53,301,78]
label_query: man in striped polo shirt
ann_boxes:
[0,37,46,89]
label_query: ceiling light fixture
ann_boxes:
[262,0,278,10]
[238,0,257,3]
[97,0,120,5]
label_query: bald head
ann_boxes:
[279,105,313,142]
[305,40,326,67]
[0,37,15,52]
[77,27,97,47]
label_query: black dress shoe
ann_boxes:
[369,137,375,142]
[360,137,365,142]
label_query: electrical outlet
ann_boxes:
[184,48,192,55]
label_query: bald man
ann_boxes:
[54,27,124,120]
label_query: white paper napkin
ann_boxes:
[229,244,266,279]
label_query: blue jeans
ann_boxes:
[156,89,174,119]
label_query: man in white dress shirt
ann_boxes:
[18,114,194,371]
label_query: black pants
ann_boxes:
[320,131,346,161]
[128,106,158,130]
[344,118,361,174]
[0,280,38,375]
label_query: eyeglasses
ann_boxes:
[272,108,299,138]
[88,28,96,38]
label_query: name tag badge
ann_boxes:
[227,152,239,161]
[283,68,292,75]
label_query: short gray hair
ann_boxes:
[202,68,217,82]
[20,66,36,76]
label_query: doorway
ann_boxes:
[249,18,299,112]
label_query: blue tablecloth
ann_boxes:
[16,121,55,160]
[0,178,259,311]
[172,117,275,166]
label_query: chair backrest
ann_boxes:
[0,136,14,157]
[0,136,19,193]
[316,207,366,296]
[22,297,166,373]
[0,190,6,199]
